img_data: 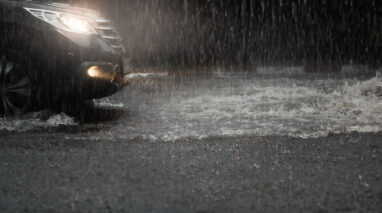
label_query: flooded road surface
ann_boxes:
[2,66,381,141]
[1,67,382,212]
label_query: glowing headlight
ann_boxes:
[24,8,95,34]
[59,16,91,34]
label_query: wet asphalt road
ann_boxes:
[0,132,381,212]
[1,70,382,212]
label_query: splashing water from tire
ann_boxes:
[1,68,382,141]
[98,70,382,141]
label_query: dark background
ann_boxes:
[64,0,382,68]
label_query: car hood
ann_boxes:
[10,0,100,16]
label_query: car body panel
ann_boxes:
[0,0,127,100]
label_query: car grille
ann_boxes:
[93,18,125,54]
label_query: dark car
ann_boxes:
[0,0,128,115]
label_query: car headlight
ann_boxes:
[24,8,95,34]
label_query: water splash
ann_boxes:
[102,73,382,141]
[0,112,76,132]
[1,70,381,142]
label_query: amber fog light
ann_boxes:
[87,65,116,81]
[87,66,103,78]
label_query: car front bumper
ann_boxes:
[35,27,130,100]
[76,61,129,99]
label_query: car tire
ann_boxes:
[0,49,35,116]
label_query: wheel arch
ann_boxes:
[0,21,47,52]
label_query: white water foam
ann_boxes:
[103,75,382,141]
[94,98,125,108]
[0,112,76,132]
[1,70,381,141]
[127,72,168,79]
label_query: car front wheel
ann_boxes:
[0,53,32,115]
